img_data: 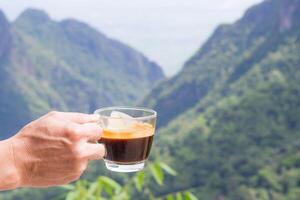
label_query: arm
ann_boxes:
[0,139,21,190]
[0,111,105,191]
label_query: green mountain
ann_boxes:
[142,0,300,199]
[1,0,300,199]
[142,0,300,128]
[0,9,164,139]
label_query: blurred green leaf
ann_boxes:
[134,171,145,192]
[65,192,77,200]
[87,182,98,196]
[99,176,121,191]
[59,184,75,191]
[183,192,198,200]
[150,163,164,185]
[98,176,121,196]
[166,194,175,200]
[159,162,177,176]
[112,191,130,200]
[176,193,183,200]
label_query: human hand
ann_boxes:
[5,111,104,188]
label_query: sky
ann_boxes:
[0,0,263,76]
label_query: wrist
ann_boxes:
[0,138,22,190]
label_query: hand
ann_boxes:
[3,111,104,189]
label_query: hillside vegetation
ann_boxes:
[0,9,164,139]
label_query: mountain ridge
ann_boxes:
[0,8,164,139]
[142,0,300,128]
[139,0,300,198]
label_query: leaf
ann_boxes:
[100,176,121,191]
[94,179,105,200]
[176,193,183,200]
[159,162,177,176]
[183,192,198,200]
[86,196,97,200]
[98,176,122,196]
[150,163,164,185]
[75,180,88,199]
[134,171,145,192]
[58,184,75,191]
[98,178,112,196]
[66,192,77,200]
[166,194,175,200]
[113,191,130,200]
[88,182,99,196]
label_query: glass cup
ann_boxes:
[94,107,157,172]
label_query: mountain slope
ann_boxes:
[155,81,300,199]
[0,9,164,139]
[0,10,33,138]
[143,0,300,199]
[142,0,300,128]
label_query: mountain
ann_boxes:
[0,9,164,139]
[142,0,300,199]
[1,0,300,199]
[0,10,33,139]
[142,0,300,128]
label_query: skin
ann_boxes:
[0,111,105,190]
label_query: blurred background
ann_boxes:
[0,0,300,199]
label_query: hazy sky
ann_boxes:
[0,0,263,76]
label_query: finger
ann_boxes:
[81,143,106,160]
[74,123,103,141]
[59,112,99,124]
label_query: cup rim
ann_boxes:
[94,106,157,121]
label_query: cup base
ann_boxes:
[104,160,145,172]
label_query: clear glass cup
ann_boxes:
[94,107,157,172]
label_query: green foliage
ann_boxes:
[183,192,198,200]
[134,171,145,192]
[59,162,197,200]
[158,162,177,176]
[176,193,183,200]
[1,0,300,200]
[166,195,174,200]
[0,8,164,140]
[152,82,300,199]
[140,0,300,199]
[150,162,165,186]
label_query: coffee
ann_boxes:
[99,122,154,163]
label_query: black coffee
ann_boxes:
[99,135,154,163]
